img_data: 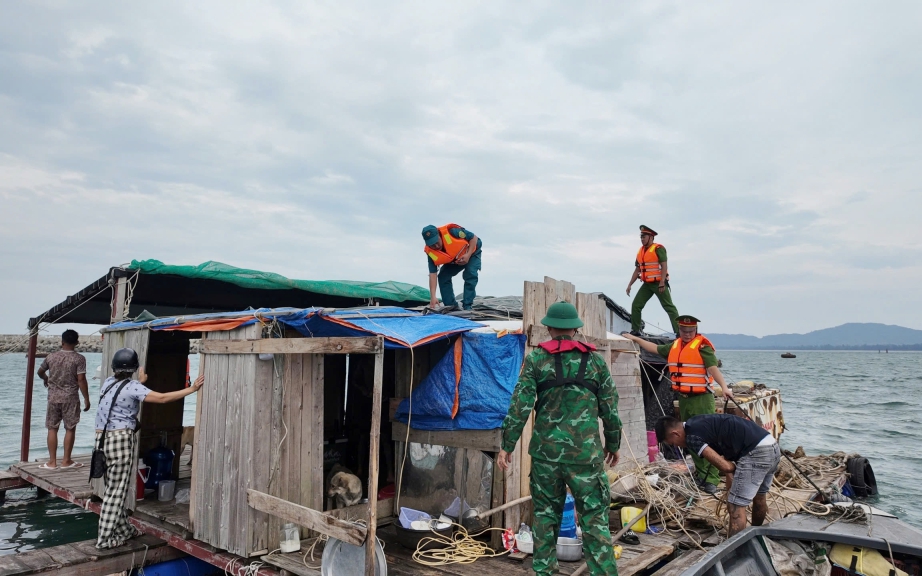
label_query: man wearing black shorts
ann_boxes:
[655,414,781,536]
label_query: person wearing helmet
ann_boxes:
[94,348,204,549]
[498,302,622,576]
[421,223,482,310]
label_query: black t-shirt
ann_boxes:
[684,414,770,462]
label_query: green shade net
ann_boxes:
[128,259,431,303]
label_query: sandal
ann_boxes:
[619,530,640,545]
[39,462,58,470]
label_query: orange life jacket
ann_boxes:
[667,335,715,394]
[636,243,666,283]
[424,223,470,266]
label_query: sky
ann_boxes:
[2,1,921,337]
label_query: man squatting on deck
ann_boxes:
[498,302,623,576]
[94,348,202,549]
[38,330,90,470]
[656,414,782,536]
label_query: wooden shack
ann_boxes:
[90,276,646,575]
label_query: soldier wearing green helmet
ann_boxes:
[499,301,622,576]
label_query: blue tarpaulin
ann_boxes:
[394,331,526,430]
[105,307,481,349]
[275,307,481,349]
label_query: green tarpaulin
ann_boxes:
[128,259,431,303]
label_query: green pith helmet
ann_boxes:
[541,302,584,329]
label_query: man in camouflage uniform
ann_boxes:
[498,302,622,576]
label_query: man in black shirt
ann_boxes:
[656,414,782,536]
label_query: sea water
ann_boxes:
[0,350,919,555]
[0,352,198,554]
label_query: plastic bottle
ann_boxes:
[560,493,577,538]
[146,433,175,490]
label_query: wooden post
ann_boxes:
[20,328,38,463]
[111,275,128,323]
[364,338,385,576]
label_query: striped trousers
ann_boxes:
[95,429,139,549]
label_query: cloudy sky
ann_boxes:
[2,1,921,336]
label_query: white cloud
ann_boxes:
[1,1,921,335]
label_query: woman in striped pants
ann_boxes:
[94,348,203,549]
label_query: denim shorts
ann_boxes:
[727,443,781,507]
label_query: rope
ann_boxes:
[412,521,509,566]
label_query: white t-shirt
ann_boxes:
[94,377,152,431]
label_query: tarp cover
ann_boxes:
[276,307,481,348]
[106,306,480,349]
[394,332,526,430]
[128,259,431,303]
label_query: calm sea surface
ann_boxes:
[0,350,919,555]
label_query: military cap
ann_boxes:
[541,301,584,329]
[422,225,440,246]
[676,315,701,327]
[639,225,658,236]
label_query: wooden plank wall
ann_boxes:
[271,352,324,548]
[194,324,265,556]
[609,340,647,468]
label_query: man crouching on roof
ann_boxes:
[498,302,623,576]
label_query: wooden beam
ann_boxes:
[390,422,502,452]
[202,337,382,355]
[325,498,394,523]
[364,348,384,576]
[246,489,367,547]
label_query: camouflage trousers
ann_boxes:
[530,458,618,576]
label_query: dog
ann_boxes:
[180,426,195,465]
[326,464,363,509]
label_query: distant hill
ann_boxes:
[709,323,922,350]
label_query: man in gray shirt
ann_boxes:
[37,330,90,469]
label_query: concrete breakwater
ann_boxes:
[1,335,201,354]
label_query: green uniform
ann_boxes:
[631,245,679,333]
[502,337,622,576]
[655,341,721,486]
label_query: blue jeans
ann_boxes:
[728,443,781,507]
[437,251,481,309]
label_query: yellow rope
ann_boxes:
[411,522,510,566]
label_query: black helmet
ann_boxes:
[111,348,140,372]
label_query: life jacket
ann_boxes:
[636,243,666,283]
[424,223,470,267]
[667,335,715,394]
[535,340,598,414]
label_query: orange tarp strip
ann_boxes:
[451,337,463,418]
[159,318,255,332]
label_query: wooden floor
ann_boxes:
[0,535,184,576]
[10,449,194,537]
[260,523,696,576]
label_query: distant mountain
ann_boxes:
[708,323,922,350]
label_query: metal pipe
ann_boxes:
[21,329,38,462]
[476,495,532,520]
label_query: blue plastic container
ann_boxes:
[139,557,218,576]
[560,493,577,538]
[145,444,175,490]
